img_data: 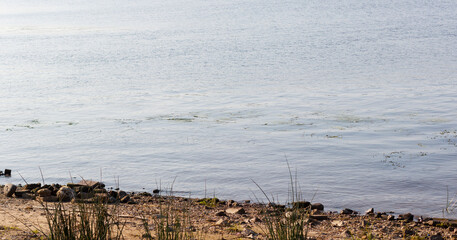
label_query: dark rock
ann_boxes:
[4,169,11,177]
[109,191,118,198]
[244,200,251,204]
[341,208,354,215]
[398,213,414,222]
[57,186,76,202]
[24,183,41,190]
[118,191,127,199]
[13,189,30,198]
[4,183,17,197]
[139,192,152,197]
[37,188,52,197]
[215,211,227,217]
[430,234,444,240]
[293,201,311,209]
[311,203,324,211]
[153,189,160,194]
[310,215,329,221]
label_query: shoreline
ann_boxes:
[1,181,457,239]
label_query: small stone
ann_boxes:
[365,208,374,215]
[426,220,436,226]
[215,211,227,216]
[387,215,395,221]
[4,183,17,197]
[57,186,76,202]
[37,188,52,197]
[244,200,251,204]
[311,203,324,211]
[341,208,354,215]
[249,217,261,223]
[332,220,344,227]
[153,189,160,194]
[226,207,246,214]
[215,219,229,226]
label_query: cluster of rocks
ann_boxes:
[1,180,137,204]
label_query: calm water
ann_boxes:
[1,0,457,217]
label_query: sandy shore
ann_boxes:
[1,182,457,239]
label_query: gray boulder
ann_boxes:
[57,186,76,201]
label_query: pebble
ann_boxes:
[226,207,245,214]
[4,183,17,197]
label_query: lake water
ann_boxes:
[1,0,456,217]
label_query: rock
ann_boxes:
[77,180,104,189]
[118,191,127,199]
[215,211,227,217]
[120,195,130,203]
[365,208,374,215]
[293,201,311,209]
[153,189,160,194]
[310,215,329,221]
[24,183,41,190]
[37,188,52,197]
[226,207,246,214]
[332,220,344,227]
[66,183,83,189]
[94,193,109,202]
[21,193,35,200]
[430,234,444,240]
[242,228,257,237]
[426,220,436,226]
[109,190,118,198]
[13,189,31,198]
[387,215,395,221]
[249,217,262,223]
[4,183,17,197]
[77,192,94,199]
[57,186,76,202]
[311,203,324,211]
[215,219,229,226]
[341,208,354,215]
[398,213,414,222]
[244,200,251,204]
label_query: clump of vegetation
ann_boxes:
[198,197,219,208]
[252,160,310,240]
[41,199,125,240]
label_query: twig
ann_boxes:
[39,166,45,186]
[17,171,29,185]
